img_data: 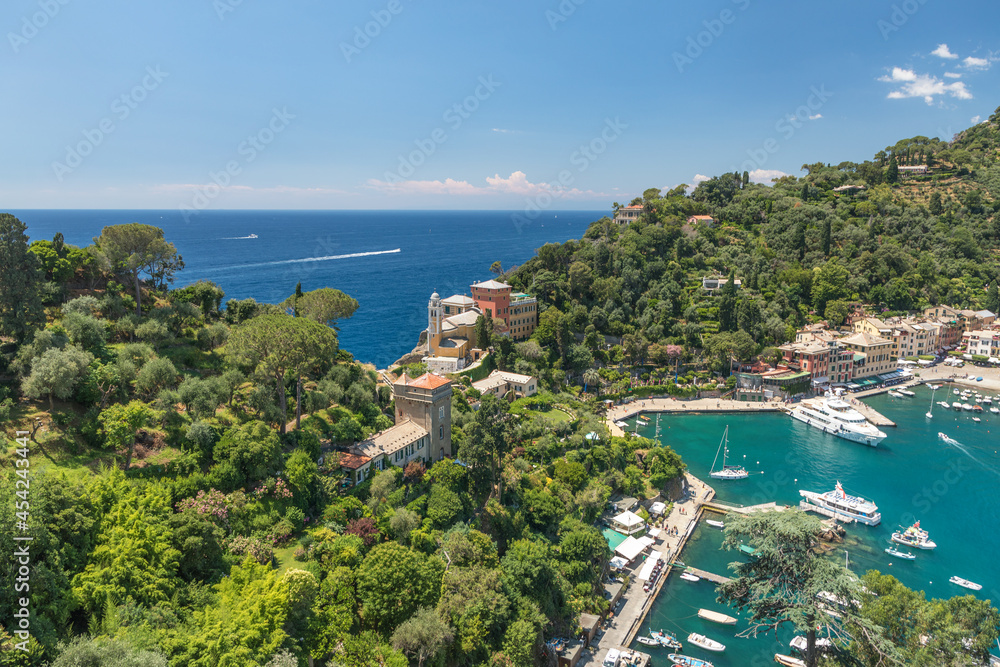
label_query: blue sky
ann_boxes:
[2,0,998,210]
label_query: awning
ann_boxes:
[612,510,645,530]
[610,556,629,570]
[649,501,667,515]
[636,552,663,581]
[614,536,648,561]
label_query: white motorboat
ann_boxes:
[973,417,982,423]
[950,576,983,591]
[963,403,975,411]
[636,636,660,646]
[898,388,915,397]
[680,572,701,582]
[709,425,749,480]
[888,390,904,398]
[687,633,726,652]
[669,654,713,667]
[800,481,881,525]
[789,636,833,653]
[991,407,999,414]
[788,391,887,446]
[885,547,916,560]
[697,609,737,625]
[774,654,806,667]
[892,521,937,549]
[614,420,628,428]
[954,389,961,395]
[705,519,725,529]
[939,401,951,409]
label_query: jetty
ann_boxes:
[703,500,786,515]
[683,566,731,585]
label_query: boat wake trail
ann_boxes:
[221,235,259,240]
[258,248,401,266]
[938,433,1000,478]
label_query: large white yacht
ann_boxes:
[800,481,881,526]
[788,391,886,446]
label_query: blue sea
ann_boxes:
[11,209,601,367]
[627,390,1000,666]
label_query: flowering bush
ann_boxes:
[176,489,229,526]
[226,535,274,564]
[253,477,294,500]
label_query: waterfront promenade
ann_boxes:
[581,472,715,667]
[606,397,782,436]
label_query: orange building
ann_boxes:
[470,279,537,341]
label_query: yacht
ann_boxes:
[800,481,881,525]
[891,521,937,549]
[788,392,887,446]
[709,426,749,480]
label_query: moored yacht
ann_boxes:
[891,521,937,549]
[788,391,886,446]
[800,481,881,525]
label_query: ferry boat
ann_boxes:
[891,521,937,549]
[787,392,886,446]
[799,481,881,525]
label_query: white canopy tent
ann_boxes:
[614,536,648,562]
[649,501,667,516]
[611,510,646,535]
[636,552,663,580]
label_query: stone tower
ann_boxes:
[427,291,442,354]
[394,373,453,461]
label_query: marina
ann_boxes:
[610,384,999,666]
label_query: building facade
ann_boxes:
[839,332,894,379]
[613,204,642,224]
[471,370,538,399]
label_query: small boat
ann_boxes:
[885,547,916,560]
[680,572,701,582]
[668,654,713,667]
[888,390,904,398]
[950,576,983,591]
[697,609,737,625]
[247,233,258,239]
[615,421,628,428]
[705,519,725,529]
[709,425,749,480]
[651,630,682,649]
[939,402,951,409]
[789,636,833,652]
[774,655,806,667]
[954,389,961,395]
[739,544,759,557]
[639,415,650,421]
[991,407,999,414]
[963,403,975,411]
[892,520,937,549]
[973,417,982,423]
[687,633,726,652]
[927,384,942,390]
[898,389,915,397]
[636,636,659,646]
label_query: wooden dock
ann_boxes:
[703,500,786,515]
[683,566,731,585]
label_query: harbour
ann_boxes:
[600,382,1000,666]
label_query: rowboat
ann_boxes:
[774,655,806,667]
[950,576,983,591]
[705,519,725,529]
[687,633,725,652]
[668,654,713,667]
[697,609,737,625]
[680,572,700,582]
[885,547,915,560]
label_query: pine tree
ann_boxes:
[717,271,739,332]
[886,156,899,184]
[821,219,832,257]
[0,213,45,342]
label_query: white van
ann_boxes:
[603,648,621,667]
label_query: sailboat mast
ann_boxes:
[710,426,727,474]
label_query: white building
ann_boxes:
[471,370,538,398]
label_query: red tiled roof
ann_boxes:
[338,453,371,470]
[408,373,451,390]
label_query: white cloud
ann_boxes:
[809,113,823,120]
[365,170,607,199]
[962,56,990,70]
[944,72,962,78]
[748,169,788,184]
[879,67,972,104]
[932,44,959,59]
[491,128,517,134]
[971,115,982,124]
[692,174,710,184]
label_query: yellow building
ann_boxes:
[424,292,482,373]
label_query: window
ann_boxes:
[439,425,444,439]
[439,406,445,420]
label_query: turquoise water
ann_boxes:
[629,388,1000,666]
[604,527,629,551]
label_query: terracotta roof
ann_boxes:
[407,373,452,390]
[338,453,372,470]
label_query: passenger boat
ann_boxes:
[950,576,983,591]
[650,630,682,649]
[705,519,724,529]
[787,391,886,446]
[892,521,937,549]
[885,547,916,560]
[687,633,725,652]
[774,655,806,667]
[679,572,700,582]
[668,654,713,667]
[709,426,749,480]
[799,481,881,526]
[697,609,737,625]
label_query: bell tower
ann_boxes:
[427,291,442,354]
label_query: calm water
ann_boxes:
[10,209,601,367]
[628,387,1000,666]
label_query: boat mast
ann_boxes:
[710,426,728,474]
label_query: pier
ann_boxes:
[703,500,786,515]
[682,566,731,585]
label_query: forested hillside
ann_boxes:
[506,106,1000,374]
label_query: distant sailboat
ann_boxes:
[926,385,936,420]
[710,426,749,480]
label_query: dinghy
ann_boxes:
[705,519,725,529]
[679,572,701,582]
[950,576,983,591]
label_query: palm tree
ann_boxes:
[583,368,600,395]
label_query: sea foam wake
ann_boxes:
[258,248,402,266]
